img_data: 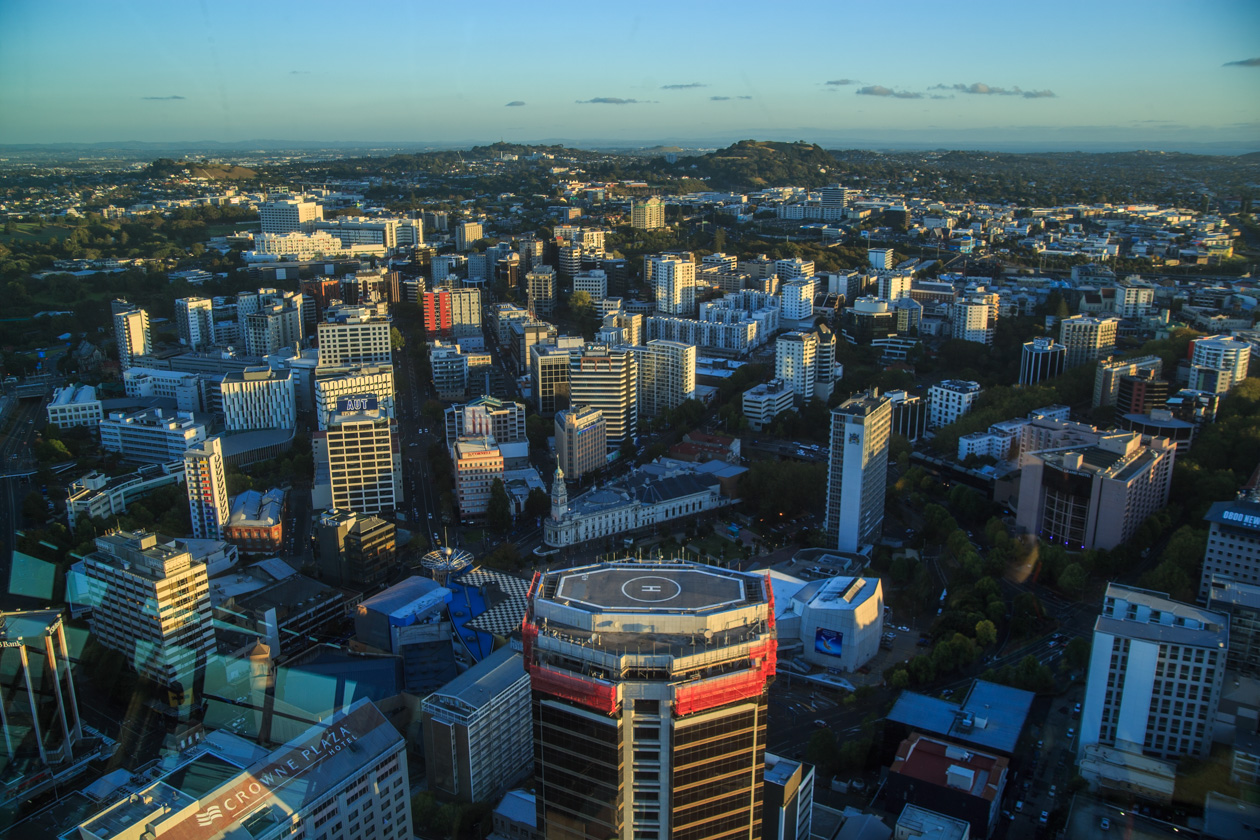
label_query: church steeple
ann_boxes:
[550,466,568,520]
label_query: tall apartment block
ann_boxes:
[113,305,151,370]
[776,326,835,405]
[569,344,637,443]
[527,266,557,317]
[313,508,397,588]
[743,379,795,433]
[258,196,322,234]
[445,396,527,450]
[826,391,892,552]
[928,379,982,429]
[868,248,894,270]
[951,291,997,345]
[82,531,215,687]
[574,268,608,301]
[1060,315,1120,368]
[220,366,296,431]
[174,297,215,349]
[1206,575,1260,676]
[422,645,532,803]
[650,255,697,317]
[312,407,401,515]
[1094,355,1162,407]
[454,219,484,251]
[1020,336,1067,386]
[424,286,482,338]
[1190,336,1252,394]
[1200,494,1260,602]
[184,435,230,540]
[555,405,606,481]
[1079,583,1227,761]
[239,290,304,357]
[781,278,817,322]
[318,302,393,367]
[631,197,666,230]
[524,561,776,840]
[633,339,696,420]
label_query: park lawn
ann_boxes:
[0,222,77,245]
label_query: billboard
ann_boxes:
[815,628,843,657]
[336,395,379,414]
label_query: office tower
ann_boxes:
[313,215,409,249]
[1093,355,1163,407]
[531,343,573,416]
[312,407,401,515]
[314,364,395,431]
[518,238,546,271]
[0,610,85,780]
[317,301,392,367]
[1190,336,1252,394]
[220,366,296,431]
[928,379,982,429]
[258,196,323,234]
[423,285,482,338]
[1016,432,1175,551]
[1079,583,1227,761]
[453,436,504,520]
[633,339,696,420]
[841,297,897,345]
[314,508,397,588]
[1206,575,1260,676]
[650,255,697,317]
[113,306,151,370]
[444,396,527,450]
[875,271,913,302]
[631,196,666,230]
[174,297,214,349]
[781,278,817,322]
[743,379,795,432]
[422,645,532,803]
[184,436,229,540]
[526,266,557,317]
[573,269,608,302]
[455,219,484,250]
[99,407,207,463]
[236,288,305,356]
[569,344,637,443]
[774,257,815,279]
[1117,368,1170,415]
[555,406,606,481]
[1020,336,1067,386]
[599,310,643,349]
[82,530,215,687]
[301,276,341,324]
[868,248,894,270]
[524,561,776,840]
[887,389,928,442]
[1060,315,1120,368]
[1200,494,1260,602]
[825,390,892,552]
[951,292,997,345]
[764,754,815,840]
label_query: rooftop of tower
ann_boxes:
[551,563,746,614]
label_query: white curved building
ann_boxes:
[783,575,884,672]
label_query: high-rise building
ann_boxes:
[99,407,207,463]
[1206,574,1260,676]
[1200,494,1260,602]
[781,278,817,322]
[876,271,913,302]
[825,390,892,552]
[764,754,815,840]
[776,328,834,405]
[1190,336,1252,394]
[258,196,323,234]
[312,407,401,515]
[174,297,215,349]
[573,269,608,302]
[455,219,484,251]
[423,286,482,338]
[531,343,573,416]
[951,292,997,345]
[1093,355,1163,407]
[633,339,696,420]
[1079,583,1227,761]
[82,530,215,687]
[631,196,666,230]
[317,301,393,367]
[1020,336,1067,386]
[313,508,397,588]
[774,257,815,279]
[526,266,557,317]
[184,436,229,540]
[868,248,894,270]
[841,296,897,345]
[1061,315,1120,368]
[569,344,637,443]
[314,364,395,430]
[220,366,296,431]
[555,405,606,480]
[300,276,341,324]
[113,306,151,370]
[650,255,697,317]
[454,435,504,521]
[422,645,532,803]
[236,288,305,357]
[928,379,982,429]
[1116,275,1156,319]
[524,561,777,840]
[1117,368,1170,415]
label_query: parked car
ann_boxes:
[1039,810,1050,825]
[1100,817,1111,831]
[813,719,827,728]
[1014,800,1023,812]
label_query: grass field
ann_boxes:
[0,222,76,245]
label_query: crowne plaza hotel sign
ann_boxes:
[160,703,384,840]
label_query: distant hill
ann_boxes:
[143,158,257,180]
[667,140,838,190]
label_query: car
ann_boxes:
[1049,785,1057,798]
[1073,702,1082,715]
[849,779,866,792]
[813,719,827,728]
[1039,811,1049,826]
[1066,728,1075,740]
[1100,817,1111,831]
[1014,800,1023,812]
[1036,740,1044,750]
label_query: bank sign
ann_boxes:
[815,628,844,657]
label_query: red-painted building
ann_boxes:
[223,488,287,553]
[423,290,453,336]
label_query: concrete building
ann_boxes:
[842,296,897,345]
[573,269,608,302]
[455,219,484,250]
[1060,315,1120,368]
[825,391,892,552]
[354,576,456,693]
[424,285,482,339]
[123,367,207,413]
[1206,574,1260,676]
[174,297,215,349]
[313,508,397,588]
[569,344,637,443]
[774,257,815,280]
[877,271,914,302]
[885,733,1008,840]
[220,366,296,431]
[531,343,573,416]
[184,436,230,541]
[81,530,215,687]
[445,396,527,461]
[1190,336,1252,394]
[928,380,982,429]
[239,290,304,357]
[1200,495,1260,603]
[1079,583,1228,761]
[764,754,814,840]
[631,196,665,230]
[1016,431,1175,551]
[555,406,606,481]
[887,390,928,443]
[776,329,832,405]
[317,301,392,367]
[65,462,186,526]
[526,266,556,317]
[743,378,795,432]
[951,292,997,345]
[524,561,776,840]
[650,255,697,317]
[1117,369,1170,415]
[869,248,894,270]
[312,407,401,515]
[46,384,102,429]
[454,435,504,521]
[1019,336,1067,387]
[633,339,696,420]
[258,196,322,234]
[100,408,207,463]
[781,278,816,322]
[894,805,970,840]
[113,306,151,370]
[421,645,532,804]
[1094,355,1163,408]
[224,488,286,554]
[314,364,395,431]
[786,575,884,672]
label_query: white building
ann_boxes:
[1060,315,1120,368]
[951,293,997,345]
[1020,336,1067,387]
[114,307,151,370]
[776,327,836,405]
[258,196,323,234]
[314,365,395,431]
[184,436,230,540]
[743,379,795,432]
[317,302,392,367]
[66,462,186,526]
[928,380,982,429]
[123,368,205,413]
[555,406,606,481]
[1079,583,1227,762]
[825,391,892,552]
[220,366,296,431]
[787,575,884,671]
[1200,496,1260,602]
[174,297,215,349]
[1190,336,1251,393]
[774,257,815,279]
[250,230,347,261]
[312,407,401,515]
[573,269,608,301]
[100,408,207,463]
[47,384,102,429]
[780,278,816,322]
[877,271,913,302]
[633,339,696,420]
[650,256,697,317]
[454,220,484,251]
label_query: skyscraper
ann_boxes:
[174,297,215,349]
[1019,336,1067,386]
[633,339,696,420]
[312,407,401,515]
[775,327,833,405]
[455,220,484,251]
[184,435,230,540]
[1060,315,1120,368]
[317,301,393,367]
[650,255,697,317]
[825,390,892,552]
[524,560,776,840]
[569,344,637,443]
[113,306,151,370]
[527,266,557,317]
[631,197,666,230]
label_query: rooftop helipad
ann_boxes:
[551,564,747,613]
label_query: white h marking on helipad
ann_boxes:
[642,585,661,592]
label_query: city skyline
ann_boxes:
[1,0,1258,152]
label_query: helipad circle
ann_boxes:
[620,575,682,603]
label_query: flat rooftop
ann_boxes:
[552,564,746,613]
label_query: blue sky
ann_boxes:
[2,0,1258,151]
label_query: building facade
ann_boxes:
[175,297,215,349]
[184,436,230,541]
[825,391,892,552]
[100,408,207,463]
[1200,496,1260,602]
[317,302,393,367]
[633,339,697,420]
[113,306,151,370]
[569,344,637,443]
[47,384,102,429]
[1019,336,1067,387]
[1060,315,1120,368]
[743,379,795,433]
[312,408,401,515]
[454,436,505,521]
[928,380,982,429]
[220,366,296,431]
[555,406,607,481]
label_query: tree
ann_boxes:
[526,414,550,450]
[975,619,998,647]
[524,486,550,520]
[1058,563,1087,598]
[805,729,839,776]
[21,491,46,523]
[1065,637,1090,671]
[390,327,405,351]
[486,478,512,533]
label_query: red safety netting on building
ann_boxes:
[673,637,777,716]
[530,663,619,715]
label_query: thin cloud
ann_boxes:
[142,95,185,101]
[505,100,526,107]
[737,95,752,100]
[711,96,731,101]
[661,83,706,90]
[856,85,922,99]
[930,82,1056,98]
[576,97,644,105]
[825,79,858,86]
[290,70,310,75]
[1223,57,1260,67]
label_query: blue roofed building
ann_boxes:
[354,575,458,694]
[884,679,1035,761]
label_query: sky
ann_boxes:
[2,0,1259,152]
